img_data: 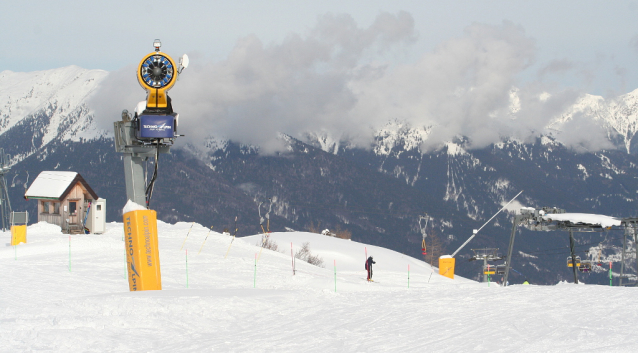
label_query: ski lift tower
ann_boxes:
[113,39,188,291]
[469,248,504,283]
[0,149,12,231]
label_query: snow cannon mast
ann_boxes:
[114,39,189,208]
[113,40,189,292]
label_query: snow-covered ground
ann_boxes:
[2,221,638,352]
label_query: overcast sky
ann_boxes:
[2,0,637,96]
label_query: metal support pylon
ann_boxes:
[503,214,522,287]
[568,229,579,284]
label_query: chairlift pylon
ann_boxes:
[567,255,581,268]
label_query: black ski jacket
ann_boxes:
[366,257,376,270]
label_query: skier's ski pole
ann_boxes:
[180,222,194,250]
[198,225,214,255]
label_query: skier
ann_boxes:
[365,256,376,282]
[522,279,530,285]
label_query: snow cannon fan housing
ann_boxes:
[137,52,177,110]
[134,39,188,141]
[136,39,188,111]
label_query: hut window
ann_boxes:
[42,201,49,213]
[53,202,60,214]
[96,205,102,211]
[69,201,77,215]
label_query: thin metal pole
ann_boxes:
[503,215,520,286]
[633,223,638,282]
[569,229,579,284]
[483,257,487,283]
[185,249,189,288]
[620,226,627,286]
[334,260,337,293]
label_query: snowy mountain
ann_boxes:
[0,66,107,164]
[2,221,638,352]
[3,66,638,285]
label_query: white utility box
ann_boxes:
[86,198,106,234]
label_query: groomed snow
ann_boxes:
[2,221,638,352]
[542,213,622,228]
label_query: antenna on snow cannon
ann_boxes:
[114,39,189,292]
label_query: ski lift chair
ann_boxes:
[578,260,592,272]
[566,256,581,267]
[496,264,507,275]
[483,265,496,275]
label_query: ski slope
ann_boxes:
[2,221,638,352]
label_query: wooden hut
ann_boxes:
[25,171,99,234]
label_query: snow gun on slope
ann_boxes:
[114,39,189,292]
[438,191,523,280]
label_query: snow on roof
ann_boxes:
[25,171,79,199]
[542,213,621,228]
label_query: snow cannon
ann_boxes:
[439,255,455,279]
[114,39,189,292]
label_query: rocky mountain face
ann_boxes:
[2,66,638,285]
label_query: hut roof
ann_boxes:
[25,171,98,201]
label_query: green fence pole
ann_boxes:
[334,260,337,293]
[186,249,189,289]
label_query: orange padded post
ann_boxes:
[439,256,455,279]
[11,225,27,245]
[123,210,162,291]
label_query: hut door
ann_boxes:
[68,200,78,224]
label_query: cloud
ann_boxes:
[538,59,574,78]
[90,14,598,154]
[91,12,416,153]
[553,111,615,152]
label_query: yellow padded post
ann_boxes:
[123,210,162,291]
[439,256,455,279]
[11,225,27,245]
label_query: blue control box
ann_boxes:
[137,115,175,139]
